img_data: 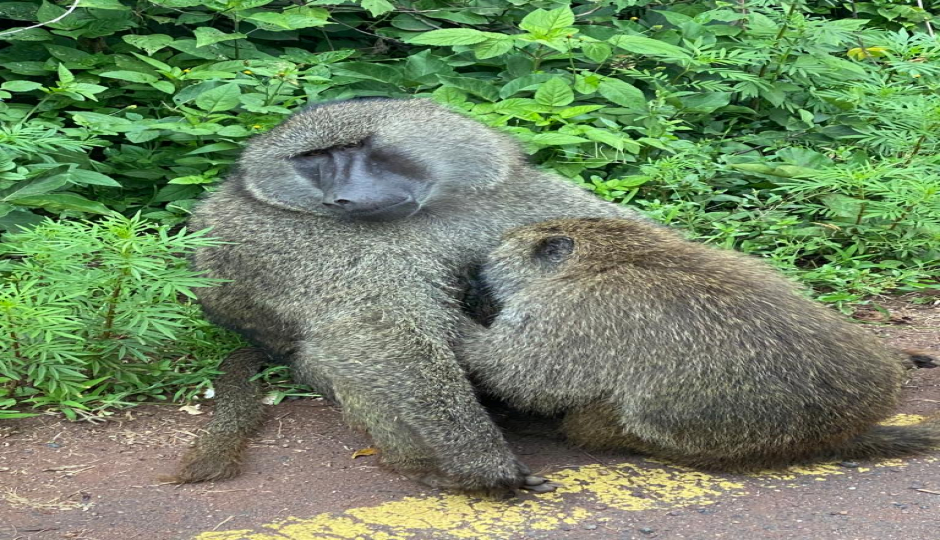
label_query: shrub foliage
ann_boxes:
[0,0,938,414]
[0,214,237,418]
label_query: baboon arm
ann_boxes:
[298,321,529,491]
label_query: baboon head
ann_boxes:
[481,218,682,300]
[237,98,526,221]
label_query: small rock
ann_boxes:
[839,461,860,468]
[639,527,655,534]
[46,443,61,449]
[583,524,598,530]
[666,510,682,516]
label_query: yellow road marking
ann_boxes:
[194,414,937,540]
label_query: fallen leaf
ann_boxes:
[179,405,204,415]
[352,447,378,459]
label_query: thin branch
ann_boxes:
[916,0,935,37]
[0,0,81,38]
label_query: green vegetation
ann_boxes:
[1,0,937,416]
[0,214,238,419]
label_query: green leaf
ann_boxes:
[9,193,112,215]
[54,169,122,188]
[520,7,575,36]
[556,105,604,118]
[80,0,130,9]
[194,27,248,48]
[474,36,515,60]
[438,76,499,102]
[168,175,214,185]
[1,176,70,201]
[194,83,241,113]
[729,163,776,175]
[37,0,74,29]
[57,64,74,84]
[608,35,690,59]
[150,80,176,94]
[230,0,276,8]
[333,62,402,84]
[531,133,590,146]
[534,78,574,107]
[131,53,173,72]
[597,79,647,110]
[581,42,611,63]
[123,34,174,55]
[680,92,731,113]
[432,86,469,107]
[582,127,639,152]
[360,0,394,17]
[499,74,552,98]
[246,7,329,31]
[99,70,159,84]
[1,81,44,92]
[408,28,497,46]
[820,194,864,220]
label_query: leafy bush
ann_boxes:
[1,0,936,301]
[0,213,239,419]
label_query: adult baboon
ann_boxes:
[457,218,940,471]
[170,99,641,493]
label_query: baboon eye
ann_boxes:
[337,140,364,150]
[533,236,575,265]
[296,149,327,158]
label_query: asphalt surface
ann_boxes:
[2,298,939,540]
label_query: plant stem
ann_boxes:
[903,133,927,165]
[854,201,867,226]
[887,207,911,231]
[750,1,799,110]
[100,272,127,340]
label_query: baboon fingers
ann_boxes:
[521,475,561,494]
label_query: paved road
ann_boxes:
[2,365,937,540]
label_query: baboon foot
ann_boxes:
[162,432,248,484]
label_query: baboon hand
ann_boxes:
[516,461,560,494]
[403,454,557,497]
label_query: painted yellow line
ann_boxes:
[194,414,937,540]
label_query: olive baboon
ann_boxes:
[457,218,940,471]
[170,99,642,493]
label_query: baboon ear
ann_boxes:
[533,236,574,265]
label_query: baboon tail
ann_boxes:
[164,347,269,483]
[834,419,940,461]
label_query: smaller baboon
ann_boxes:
[457,218,940,471]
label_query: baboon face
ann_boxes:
[238,98,524,220]
[288,136,430,221]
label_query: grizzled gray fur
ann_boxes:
[169,98,640,493]
[458,218,940,471]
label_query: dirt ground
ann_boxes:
[1,296,939,540]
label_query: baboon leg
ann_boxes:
[562,403,653,454]
[299,329,544,494]
[167,347,268,483]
